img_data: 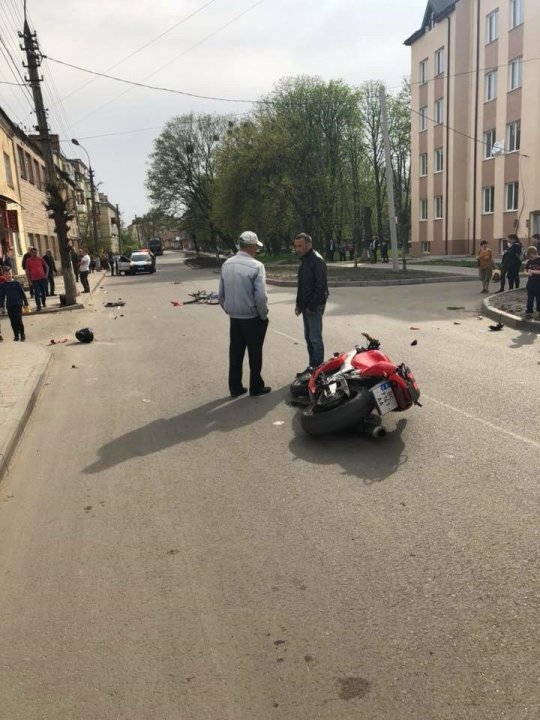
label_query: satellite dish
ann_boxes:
[492,141,505,156]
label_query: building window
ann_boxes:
[17,146,26,179]
[422,241,431,254]
[420,198,428,220]
[508,57,523,91]
[34,160,42,190]
[434,98,443,124]
[419,58,428,85]
[510,0,523,29]
[419,105,428,131]
[434,147,444,172]
[483,129,496,158]
[505,181,519,211]
[506,120,521,152]
[435,47,445,76]
[420,153,428,176]
[76,189,85,205]
[482,186,495,214]
[434,196,443,219]
[486,9,499,43]
[485,70,497,101]
[3,152,14,188]
[25,153,34,184]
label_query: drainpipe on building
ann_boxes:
[445,17,451,255]
[472,0,481,255]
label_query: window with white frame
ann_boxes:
[508,57,523,91]
[420,198,428,220]
[485,70,497,101]
[434,147,444,172]
[482,186,495,213]
[419,59,428,85]
[420,106,428,131]
[434,98,443,124]
[434,196,443,219]
[505,181,519,211]
[510,0,523,29]
[422,241,431,253]
[486,9,499,43]
[483,129,496,158]
[420,153,428,176]
[506,120,521,152]
[435,47,445,75]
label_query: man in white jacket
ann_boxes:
[219,231,270,398]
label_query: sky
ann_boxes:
[0,0,429,225]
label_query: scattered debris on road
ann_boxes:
[489,322,504,331]
[105,300,125,307]
[410,339,418,346]
[49,338,68,345]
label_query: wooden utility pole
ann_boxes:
[116,204,122,254]
[21,20,77,304]
[379,86,399,272]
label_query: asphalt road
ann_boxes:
[0,253,538,720]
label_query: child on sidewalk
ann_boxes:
[524,246,540,320]
[0,267,29,341]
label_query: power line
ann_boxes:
[45,56,260,104]
[53,0,222,107]
[69,0,266,125]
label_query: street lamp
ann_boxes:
[71,138,99,256]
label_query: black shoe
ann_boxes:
[230,387,248,398]
[250,386,271,396]
[296,367,311,377]
[20,334,25,342]
[36,306,41,312]
[13,336,19,341]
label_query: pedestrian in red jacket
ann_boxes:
[25,247,49,311]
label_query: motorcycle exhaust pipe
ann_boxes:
[362,424,387,439]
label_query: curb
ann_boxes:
[0,348,52,484]
[267,275,478,288]
[25,272,106,315]
[484,292,540,334]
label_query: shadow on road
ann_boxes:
[288,414,408,485]
[508,330,538,348]
[84,387,288,474]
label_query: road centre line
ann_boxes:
[423,395,540,449]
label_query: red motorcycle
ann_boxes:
[291,333,421,437]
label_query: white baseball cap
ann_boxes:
[239,231,263,247]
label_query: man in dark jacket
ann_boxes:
[294,232,329,372]
[506,234,523,289]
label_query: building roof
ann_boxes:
[404,0,457,46]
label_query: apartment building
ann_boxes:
[97,193,119,253]
[405,0,539,255]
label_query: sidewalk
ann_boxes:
[24,269,107,314]
[0,271,106,482]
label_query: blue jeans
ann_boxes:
[302,305,325,367]
[32,278,47,308]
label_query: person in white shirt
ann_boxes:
[219,231,270,398]
[79,249,91,293]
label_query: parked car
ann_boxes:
[129,251,156,274]
[117,255,131,275]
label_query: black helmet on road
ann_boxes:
[75,328,94,343]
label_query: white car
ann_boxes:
[117,255,131,275]
[129,251,156,274]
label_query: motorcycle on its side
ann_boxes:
[291,333,421,437]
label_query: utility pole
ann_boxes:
[20,19,77,304]
[89,166,99,256]
[115,204,121,254]
[379,85,400,273]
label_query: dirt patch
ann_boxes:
[184,257,224,270]
[488,289,529,318]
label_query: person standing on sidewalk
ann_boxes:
[218,231,270,398]
[506,235,523,290]
[524,246,540,320]
[0,267,29,341]
[44,249,58,296]
[294,232,329,374]
[79,249,91,293]
[25,247,49,311]
[476,240,493,293]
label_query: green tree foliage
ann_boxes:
[145,77,411,257]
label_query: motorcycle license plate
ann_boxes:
[371,381,398,415]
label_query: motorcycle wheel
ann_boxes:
[300,387,375,436]
[290,375,310,397]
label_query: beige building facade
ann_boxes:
[406,0,539,255]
